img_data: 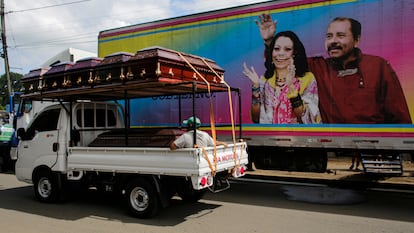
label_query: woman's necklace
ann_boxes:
[276,75,286,87]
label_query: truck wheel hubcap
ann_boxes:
[130,187,149,211]
[38,177,52,198]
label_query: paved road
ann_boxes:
[0,173,413,233]
[247,157,414,190]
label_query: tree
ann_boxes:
[0,72,23,110]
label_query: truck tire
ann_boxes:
[298,152,328,173]
[125,178,160,219]
[177,180,206,202]
[33,170,61,203]
[0,144,11,173]
[178,189,206,202]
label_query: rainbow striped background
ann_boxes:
[98,0,414,138]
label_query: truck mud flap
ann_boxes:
[208,176,230,193]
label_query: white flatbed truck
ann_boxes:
[14,47,248,218]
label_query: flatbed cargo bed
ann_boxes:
[67,142,248,178]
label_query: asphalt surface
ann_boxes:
[2,156,414,192]
[245,157,414,192]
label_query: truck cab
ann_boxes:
[15,101,123,183]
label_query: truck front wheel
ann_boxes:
[124,178,160,218]
[33,170,60,203]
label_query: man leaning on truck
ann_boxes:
[170,116,227,149]
[256,14,411,124]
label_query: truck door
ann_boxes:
[15,108,61,182]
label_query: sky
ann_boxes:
[2,0,268,76]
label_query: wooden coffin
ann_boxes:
[126,46,225,84]
[66,57,103,87]
[42,62,75,91]
[21,47,227,100]
[94,52,134,84]
[21,67,50,94]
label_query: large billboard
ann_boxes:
[98,0,414,145]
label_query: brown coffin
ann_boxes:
[21,47,228,100]
[126,46,225,84]
[21,67,50,94]
[94,52,134,84]
[66,57,103,87]
[42,62,75,91]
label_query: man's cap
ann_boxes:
[183,116,201,127]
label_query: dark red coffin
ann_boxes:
[127,46,225,84]
[21,47,227,100]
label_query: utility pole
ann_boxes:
[1,0,12,113]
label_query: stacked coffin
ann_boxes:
[94,52,134,84]
[127,46,224,83]
[21,67,50,94]
[21,46,225,100]
[67,57,103,87]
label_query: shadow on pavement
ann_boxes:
[203,179,414,223]
[0,184,220,226]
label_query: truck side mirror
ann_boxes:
[16,128,26,139]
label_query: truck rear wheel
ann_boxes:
[178,189,206,202]
[33,170,60,203]
[177,179,206,202]
[125,178,160,219]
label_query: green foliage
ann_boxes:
[0,72,23,108]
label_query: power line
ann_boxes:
[10,31,97,48]
[11,40,97,49]
[5,0,92,14]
